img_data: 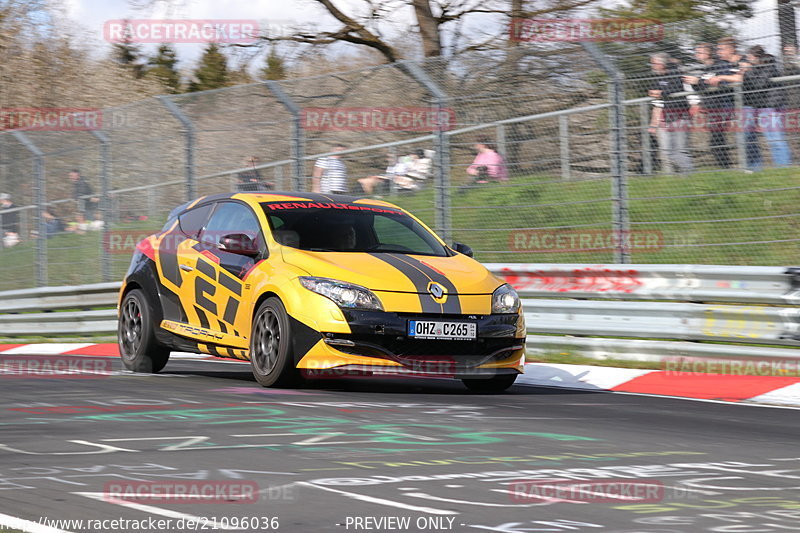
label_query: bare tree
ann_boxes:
[260,0,604,63]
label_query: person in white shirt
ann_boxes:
[312,144,348,194]
[358,153,409,196]
[395,150,432,191]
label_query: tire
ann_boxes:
[462,374,517,393]
[118,288,170,373]
[250,297,299,387]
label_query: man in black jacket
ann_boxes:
[69,170,98,220]
[684,43,733,168]
[649,53,694,174]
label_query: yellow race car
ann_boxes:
[117,192,525,392]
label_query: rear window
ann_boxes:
[261,201,448,256]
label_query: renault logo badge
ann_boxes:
[428,282,446,299]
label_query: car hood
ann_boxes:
[281,248,502,294]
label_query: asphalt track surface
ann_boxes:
[1,354,800,533]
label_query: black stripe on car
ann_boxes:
[369,253,441,313]
[195,306,210,329]
[395,254,461,314]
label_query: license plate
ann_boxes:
[408,320,477,340]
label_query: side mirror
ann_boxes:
[219,233,259,257]
[452,242,474,257]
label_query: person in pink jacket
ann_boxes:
[466,136,508,183]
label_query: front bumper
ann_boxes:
[296,309,525,376]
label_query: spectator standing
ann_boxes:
[236,156,273,191]
[312,144,348,195]
[69,170,98,220]
[705,38,754,168]
[649,53,694,174]
[466,137,508,183]
[0,193,20,247]
[744,45,791,169]
[684,43,733,168]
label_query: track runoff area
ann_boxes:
[0,352,798,533]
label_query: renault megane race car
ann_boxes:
[117,192,525,392]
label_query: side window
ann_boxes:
[373,215,433,253]
[200,202,263,247]
[178,204,213,238]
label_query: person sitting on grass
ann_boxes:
[466,137,508,184]
[358,153,408,197]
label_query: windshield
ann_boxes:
[261,201,449,256]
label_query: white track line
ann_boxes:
[0,512,74,533]
[298,481,457,515]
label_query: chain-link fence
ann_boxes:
[2,5,800,290]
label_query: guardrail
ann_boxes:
[483,263,800,362]
[2,265,800,362]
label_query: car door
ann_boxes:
[190,201,266,350]
[156,202,214,326]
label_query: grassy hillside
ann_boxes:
[1,166,799,291]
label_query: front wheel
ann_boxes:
[462,374,517,393]
[118,288,170,373]
[250,297,299,387]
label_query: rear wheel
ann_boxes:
[250,297,299,387]
[462,374,517,393]
[118,289,170,373]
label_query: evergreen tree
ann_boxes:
[261,47,287,80]
[604,0,752,24]
[187,43,230,92]
[112,21,145,79]
[146,44,181,93]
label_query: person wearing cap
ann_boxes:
[0,193,20,248]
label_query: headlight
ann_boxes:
[299,277,383,311]
[492,283,520,314]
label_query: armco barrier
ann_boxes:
[2,265,800,362]
[483,263,800,362]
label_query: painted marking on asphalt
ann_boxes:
[298,481,457,515]
[0,344,93,355]
[73,492,243,530]
[0,512,74,533]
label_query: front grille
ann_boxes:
[327,334,521,370]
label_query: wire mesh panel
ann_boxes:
[3,4,800,291]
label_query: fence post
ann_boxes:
[11,132,47,286]
[581,42,630,263]
[559,114,571,180]
[264,81,305,192]
[401,61,451,241]
[90,130,111,282]
[639,101,653,175]
[734,85,747,170]
[158,96,196,201]
[496,124,507,159]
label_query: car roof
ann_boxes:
[175,192,404,215]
